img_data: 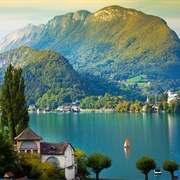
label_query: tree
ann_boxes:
[115,100,130,112]
[168,100,176,112]
[0,64,29,143]
[16,152,60,179]
[0,132,17,177]
[136,156,156,180]
[158,93,168,102]
[162,160,179,179]
[148,95,155,104]
[174,100,180,112]
[145,103,153,113]
[87,152,111,179]
[162,101,168,111]
[75,148,89,178]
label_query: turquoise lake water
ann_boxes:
[29,112,180,180]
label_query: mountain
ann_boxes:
[0,46,100,107]
[0,46,135,107]
[0,5,180,93]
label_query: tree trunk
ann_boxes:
[96,173,99,179]
[145,173,148,180]
[171,171,174,180]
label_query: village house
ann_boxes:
[14,127,76,180]
[3,171,14,180]
[167,89,178,103]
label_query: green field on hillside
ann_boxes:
[126,75,147,83]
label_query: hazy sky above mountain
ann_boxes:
[0,0,179,40]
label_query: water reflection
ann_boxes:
[124,147,130,158]
[167,114,179,158]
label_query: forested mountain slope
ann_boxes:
[0,5,180,93]
[0,46,100,107]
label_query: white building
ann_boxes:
[167,90,178,103]
[14,127,76,180]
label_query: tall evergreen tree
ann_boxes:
[0,64,29,143]
[0,132,17,177]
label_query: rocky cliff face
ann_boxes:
[0,23,45,51]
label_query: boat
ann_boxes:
[173,171,178,179]
[154,167,162,175]
[124,138,130,148]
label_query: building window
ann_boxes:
[20,141,38,149]
[33,150,38,153]
[46,157,61,169]
[27,150,31,154]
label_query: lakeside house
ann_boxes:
[14,127,76,180]
[167,89,178,103]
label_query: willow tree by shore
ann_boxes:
[0,64,29,143]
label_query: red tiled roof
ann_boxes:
[4,171,14,178]
[14,127,42,141]
[40,142,70,155]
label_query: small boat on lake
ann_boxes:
[154,167,162,175]
[124,138,130,148]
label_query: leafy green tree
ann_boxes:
[158,93,168,102]
[16,152,60,180]
[158,103,163,112]
[162,101,168,111]
[87,152,111,179]
[135,100,143,111]
[168,100,176,112]
[75,148,89,178]
[129,103,136,112]
[162,160,179,179]
[174,100,180,112]
[0,64,29,142]
[0,132,17,177]
[145,103,153,113]
[148,95,155,104]
[136,156,156,180]
[115,100,130,112]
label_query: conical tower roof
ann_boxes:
[14,127,42,141]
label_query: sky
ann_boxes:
[0,0,180,40]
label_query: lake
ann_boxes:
[29,112,180,180]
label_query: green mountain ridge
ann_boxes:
[0,46,101,107]
[0,5,180,95]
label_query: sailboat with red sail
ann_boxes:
[124,138,130,148]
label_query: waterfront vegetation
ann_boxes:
[28,91,180,113]
[79,92,180,113]
[29,92,180,113]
